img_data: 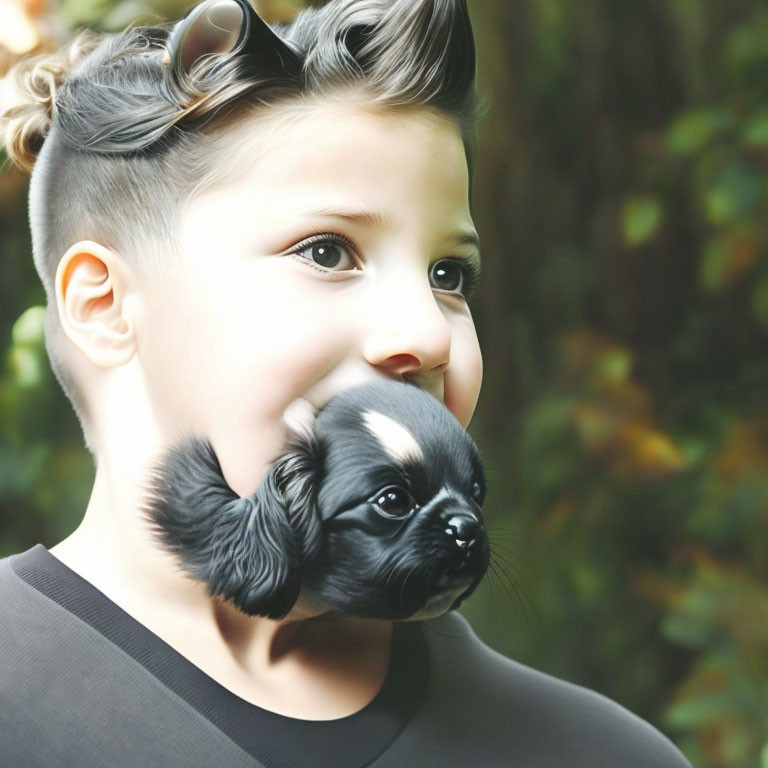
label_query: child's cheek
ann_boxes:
[444,315,483,429]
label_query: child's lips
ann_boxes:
[302,372,444,414]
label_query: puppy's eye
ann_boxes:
[471,481,483,504]
[370,485,417,519]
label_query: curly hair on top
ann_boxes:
[0,0,486,455]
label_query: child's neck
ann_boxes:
[49,517,395,720]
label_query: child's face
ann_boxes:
[137,103,482,497]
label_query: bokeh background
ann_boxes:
[2,1,767,765]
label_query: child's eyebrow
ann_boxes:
[297,205,482,254]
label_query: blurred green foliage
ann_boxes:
[1,0,767,766]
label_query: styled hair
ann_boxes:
[0,0,486,455]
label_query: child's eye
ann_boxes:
[288,231,480,302]
[288,232,360,273]
[430,258,481,302]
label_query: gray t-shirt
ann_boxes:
[0,544,693,767]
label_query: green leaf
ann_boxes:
[593,347,632,383]
[661,614,718,649]
[743,111,768,147]
[666,109,734,156]
[665,691,733,728]
[59,0,114,28]
[11,306,45,346]
[622,196,663,247]
[8,347,43,389]
[703,163,764,225]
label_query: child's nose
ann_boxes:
[361,288,452,379]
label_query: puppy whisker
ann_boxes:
[483,559,521,649]
[490,548,538,598]
[488,542,539,583]
[488,552,542,628]
[489,557,540,649]
[487,536,531,552]
[487,557,520,613]
[485,525,525,535]
[487,559,529,637]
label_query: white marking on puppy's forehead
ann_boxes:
[362,409,424,464]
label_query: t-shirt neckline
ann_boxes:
[10,543,429,768]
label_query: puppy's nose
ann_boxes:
[442,512,480,551]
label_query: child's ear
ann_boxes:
[55,241,138,368]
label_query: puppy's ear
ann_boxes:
[277,397,324,564]
[162,0,302,82]
[141,435,322,620]
[162,0,243,72]
[282,397,319,447]
[267,436,324,562]
[231,435,325,618]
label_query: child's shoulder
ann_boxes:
[407,609,693,768]
[0,547,692,768]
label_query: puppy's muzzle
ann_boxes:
[442,509,481,558]
[420,499,487,591]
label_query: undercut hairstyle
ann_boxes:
[0,0,487,455]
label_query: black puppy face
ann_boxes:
[140,379,489,622]
[301,380,489,621]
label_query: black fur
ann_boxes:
[140,379,489,621]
